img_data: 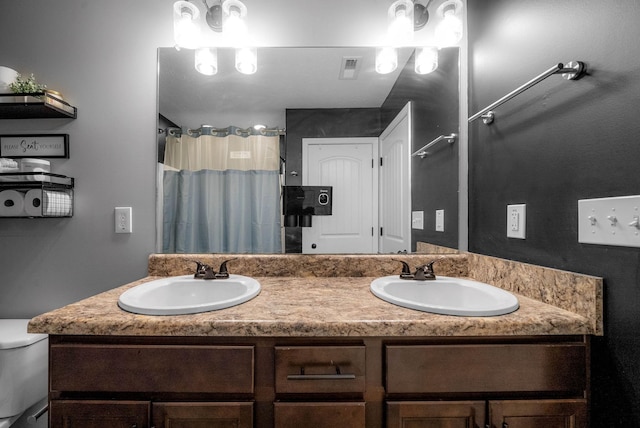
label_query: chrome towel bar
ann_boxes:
[468,61,586,125]
[412,133,458,158]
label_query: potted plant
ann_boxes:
[9,73,47,102]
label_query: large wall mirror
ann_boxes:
[157,46,459,254]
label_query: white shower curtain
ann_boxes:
[162,127,281,253]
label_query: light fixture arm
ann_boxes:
[414,0,432,30]
[204,0,223,31]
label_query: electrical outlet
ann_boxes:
[507,204,526,239]
[115,207,132,234]
[435,209,445,232]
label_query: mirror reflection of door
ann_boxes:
[302,138,378,254]
[379,102,412,253]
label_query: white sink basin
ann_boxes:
[370,275,519,317]
[118,274,261,316]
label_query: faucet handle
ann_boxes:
[216,258,237,279]
[394,260,414,279]
[416,261,437,280]
[191,260,208,278]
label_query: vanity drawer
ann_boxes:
[275,346,365,394]
[50,344,254,394]
[386,343,587,394]
[274,402,366,428]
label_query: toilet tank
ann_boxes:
[0,320,48,418]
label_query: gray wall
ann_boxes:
[468,0,640,425]
[0,0,427,317]
[0,0,173,317]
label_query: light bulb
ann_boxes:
[415,47,438,74]
[222,0,248,46]
[173,1,201,49]
[195,48,218,75]
[236,47,257,75]
[375,47,398,74]
[434,1,463,47]
[387,0,414,45]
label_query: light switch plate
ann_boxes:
[578,195,640,248]
[435,209,445,232]
[507,204,526,239]
[412,211,424,230]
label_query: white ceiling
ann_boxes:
[159,46,415,129]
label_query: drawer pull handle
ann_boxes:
[287,365,356,380]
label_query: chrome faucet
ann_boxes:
[192,259,236,280]
[397,260,437,281]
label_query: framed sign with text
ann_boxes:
[0,134,69,158]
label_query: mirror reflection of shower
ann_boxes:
[157,47,460,254]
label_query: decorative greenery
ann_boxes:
[9,73,47,94]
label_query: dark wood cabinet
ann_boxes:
[152,402,253,428]
[49,400,149,428]
[48,335,589,428]
[489,399,588,428]
[274,402,366,428]
[384,340,589,428]
[386,400,588,428]
[50,400,253,428]
[387,401,486,428]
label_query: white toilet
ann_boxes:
[0,320,48,428]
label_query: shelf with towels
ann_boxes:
[0,172,74,217]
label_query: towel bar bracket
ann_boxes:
[561,61,586,80]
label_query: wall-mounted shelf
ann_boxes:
[0,93,77,119]
[0,172,74,217]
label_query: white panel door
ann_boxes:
[302,138,378,254]
[379,102,411,253]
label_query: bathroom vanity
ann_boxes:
[29,253,602,428]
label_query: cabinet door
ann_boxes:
[489,399,588,428]
[152,402,253,428]
[50,400,149,428]
[387,401,485,428]
[274,402,365,428]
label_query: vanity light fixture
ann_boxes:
[387,0,415,45]
[434,0,463,47]
[195,47,218,75]
[222,0,249,44]
[173,1,201,49]
[235,47,257,75]
[415,46,438,74]
[173,0,257,74]
[375,46,399,74]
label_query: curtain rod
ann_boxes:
[159,126,286,136]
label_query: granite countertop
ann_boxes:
[29,275,595,337]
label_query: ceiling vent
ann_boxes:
[339,56,363,80]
